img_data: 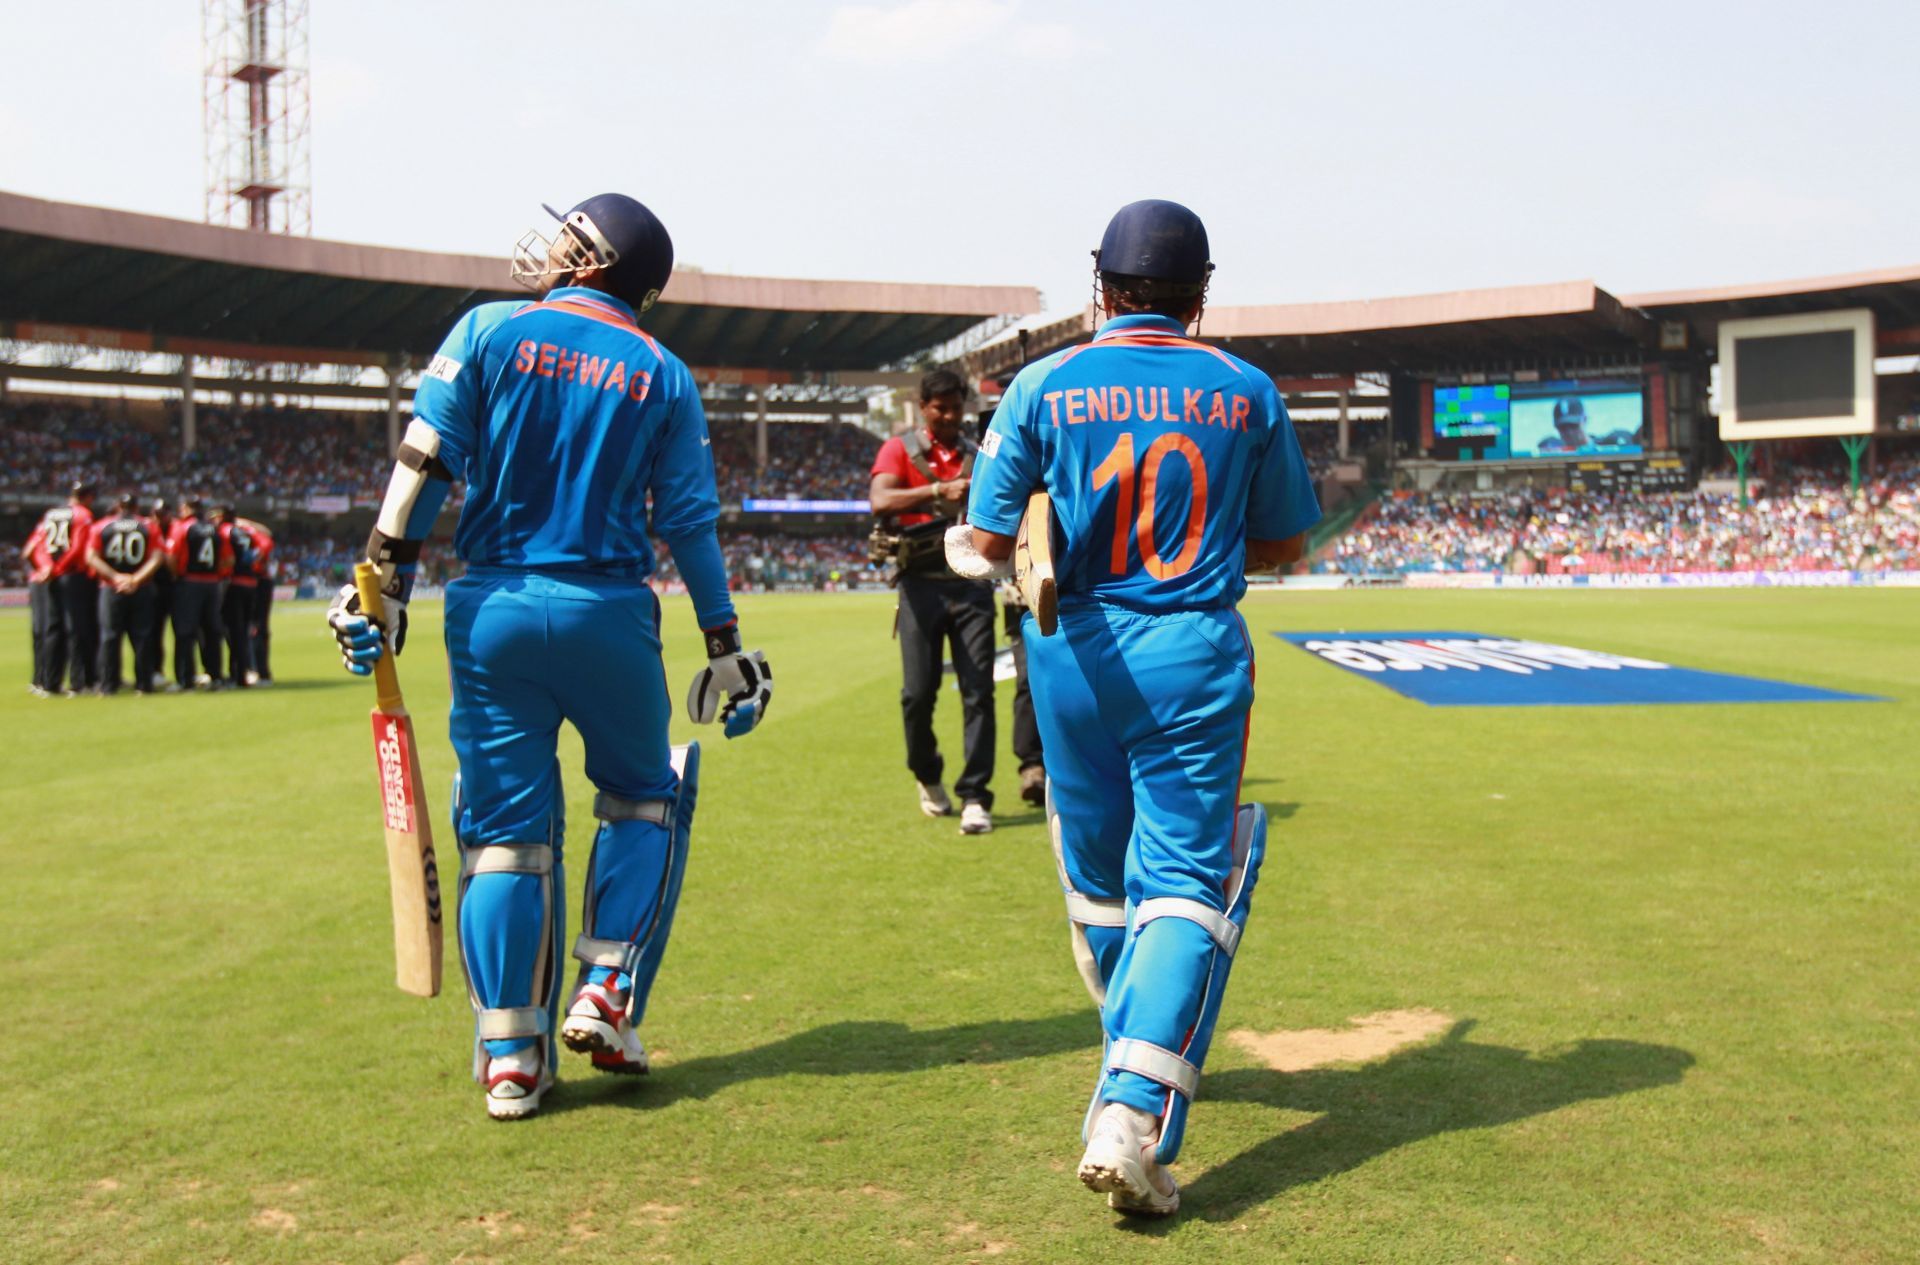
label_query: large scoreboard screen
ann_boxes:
[1434,384,1512,459]
[1434,377,1645,460]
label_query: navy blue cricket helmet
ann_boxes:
[1094,199,1213,293]
[527,193,675,313]
[1554,397,1588,426]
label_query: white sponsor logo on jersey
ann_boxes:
[426,355,463,383]
[979,429,1002,458]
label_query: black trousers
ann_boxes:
[222,583,255,684]
[172,580,224,685]
[53,572,100,691]
[98,585,157,693]
[1008,617,1044,772]
[897,572,996,808]
[29,581,62,690]
[144,571,172,686]
[250,581,274,680]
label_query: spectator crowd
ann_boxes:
[1318,457,1920,576]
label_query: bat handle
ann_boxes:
[353,562,405,710]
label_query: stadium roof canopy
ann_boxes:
[1626,263,1920,350]
[975,281,1656,380]
[975,268,1920,383]
[0,191,1039,371]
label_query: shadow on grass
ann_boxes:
[542,1010,1097,1116]
[236,678,360,692]
[1126,1019,1694,1229]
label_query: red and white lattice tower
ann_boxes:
[203,0,311,234]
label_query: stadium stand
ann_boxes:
[1316,455,1919,577]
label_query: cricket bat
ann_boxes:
[1013,490,1058,637]
[354,562,443,998]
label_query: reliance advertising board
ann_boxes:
[1278,632,1879,706]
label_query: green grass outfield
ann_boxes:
[2,588,1916,1263]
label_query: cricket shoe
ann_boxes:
[483,1045,553,1120]
[918,782,954,818]
[959,802,993,835]
[1019,765,1047,807]
[1078,1102,1179,1217]
[560,978,649,1075]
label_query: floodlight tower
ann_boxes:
[203,0,311,234]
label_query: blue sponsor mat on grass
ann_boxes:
[1278,632,1882,707]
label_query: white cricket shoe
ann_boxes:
[149,672,169,691]
[1078,1102,1179,1217]
[959,802,994,835]
[193,673,213,691]
[483,1045,553,1120]
[560,978,649,1075]
[918,782,954,818]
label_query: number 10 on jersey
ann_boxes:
[1090,431,1208,579]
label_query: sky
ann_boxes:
[3,0,1915,318]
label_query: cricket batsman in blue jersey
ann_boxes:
[950,200,1319,1215]
[327,194,773,1120]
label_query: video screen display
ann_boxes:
[1433,384,1512,459]
[1508,379,1644,458]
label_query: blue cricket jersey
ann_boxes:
[412,286,735,626]
[969,313,1320,611]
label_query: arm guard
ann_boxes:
[366,419,455,601]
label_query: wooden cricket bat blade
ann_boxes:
[370,706,444,996]
[355,562,444,998]
[1014,490,1058,637]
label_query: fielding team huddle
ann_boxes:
[23,489,276,696]
[329,194,1316,1220]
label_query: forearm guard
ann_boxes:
[366,419,455,601]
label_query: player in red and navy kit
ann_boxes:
[957,201,1318,1218]
[217,505,259,687]
[21,517,60,696]
[143,499,175,691]
[85,493,166,694]
[42,483,101,694]
[166,498,233,688]
[239,516,276,685]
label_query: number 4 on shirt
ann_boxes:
[1090,431,1208,580]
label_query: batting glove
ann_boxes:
[686,624,773,739]
[326,583,408,675]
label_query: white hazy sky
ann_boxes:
[3,0,1914,315]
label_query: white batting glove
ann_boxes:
[686,625,773,739]
[943,521,1012,580]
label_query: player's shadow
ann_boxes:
[542,1010,1096,1115]
[1126,1020,1694,1229]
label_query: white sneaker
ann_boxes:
[483,1045,553,1120]
[149,672,169,691]
[560,978,649,1075]
[193,674,213,691]
[959,802,994,835]
[918,782,954,818]
[1078,1102,1179,1217]
[244,670,260,686]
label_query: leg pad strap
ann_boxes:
[476,1006,546,1040]
[1133,897,1241,957]
[573,934,640,975]
[593,792,670,824]
[462,844,553,879]
[1108,1037,1200,1100]
[1065,891,1126,927]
